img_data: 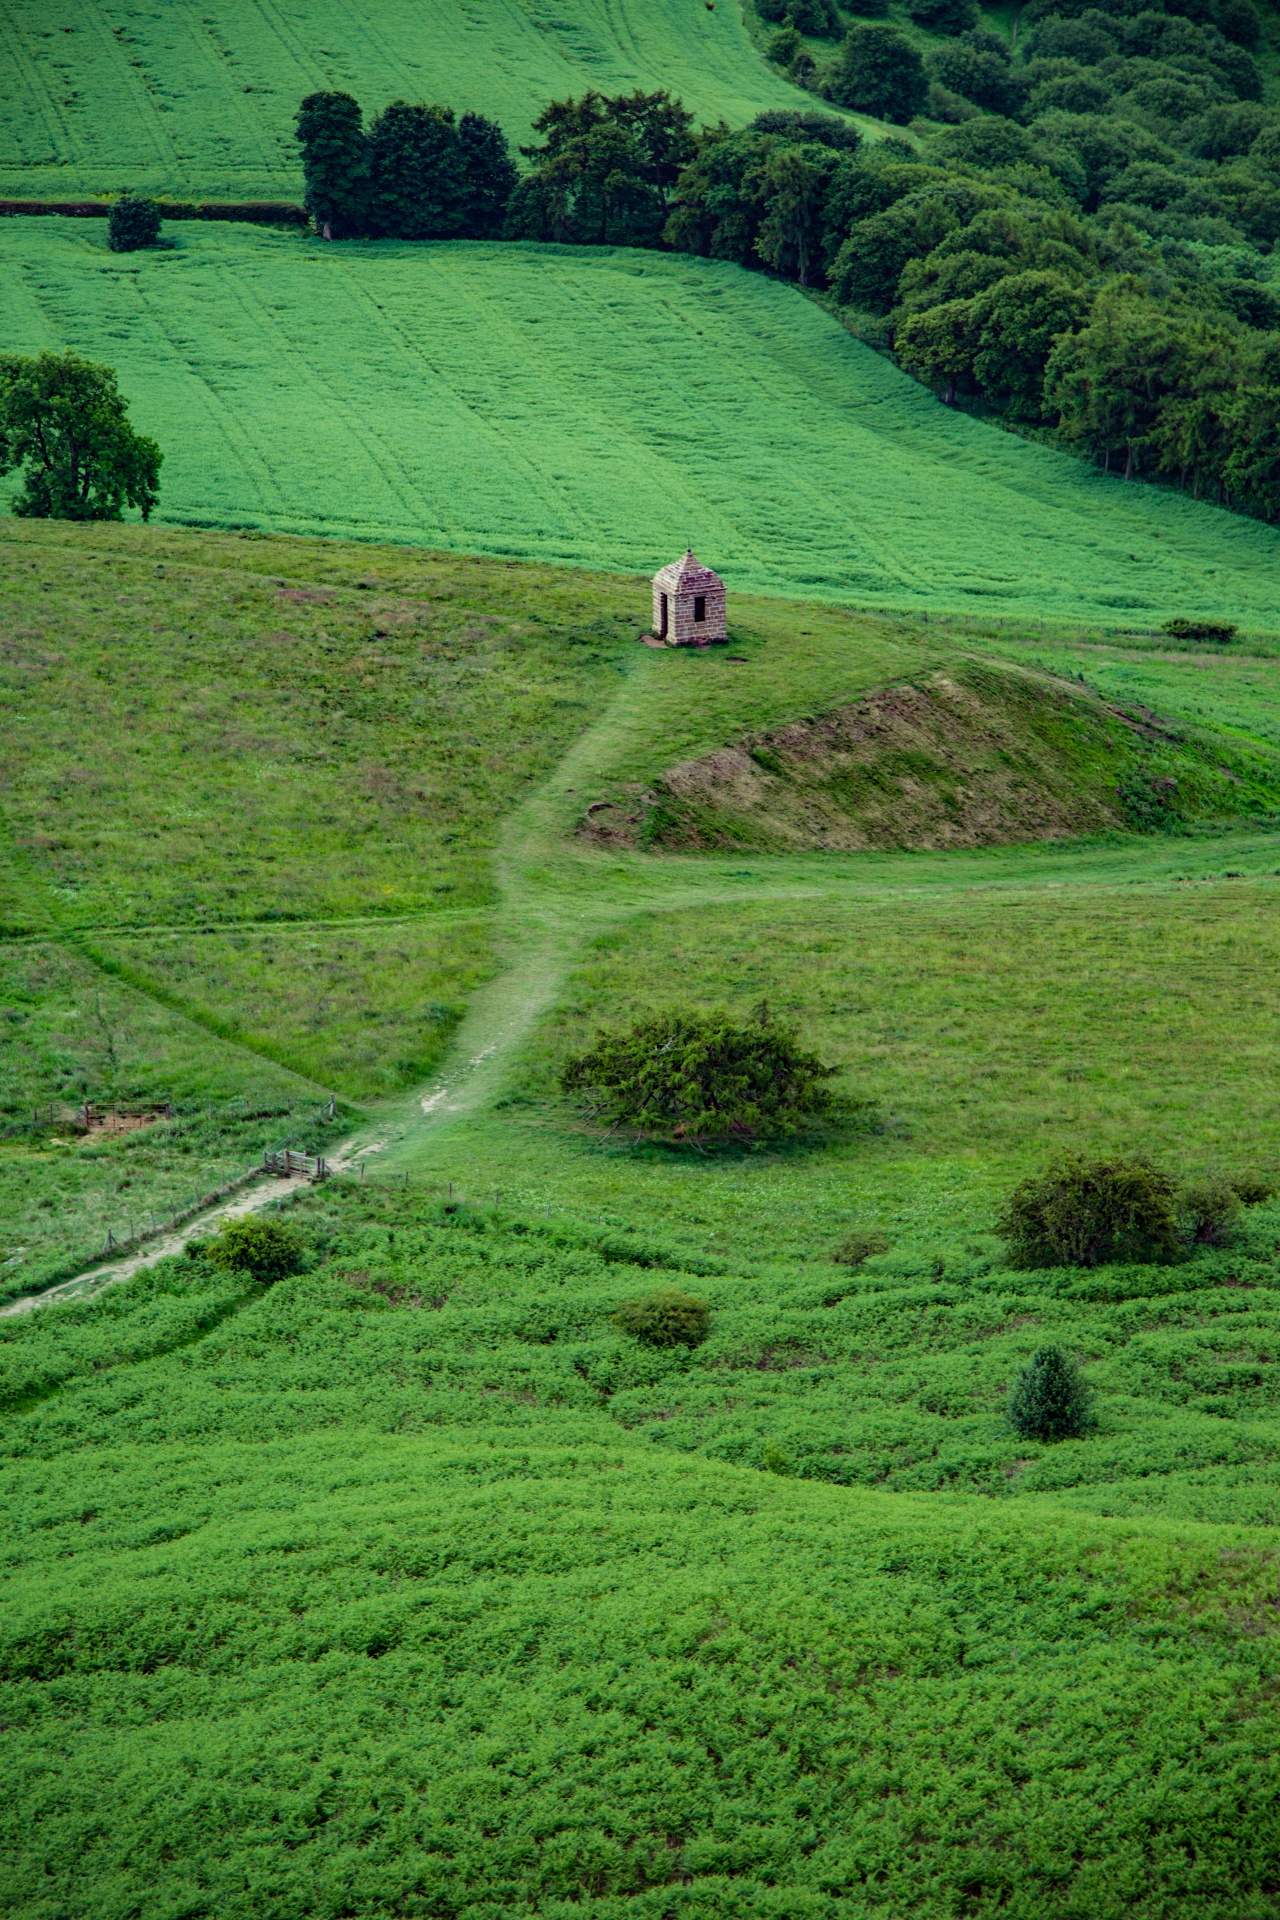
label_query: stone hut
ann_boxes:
[651,549,726,646]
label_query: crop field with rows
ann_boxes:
[5,221,1280,629]
[0,0,811,201]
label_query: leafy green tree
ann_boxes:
[996,1156,1182,1268]
[825,26,928,124]
[758,0,843,35]
[970,269,1091,418]
[0,352,161,521]
[1007,1347,1092,1440]
[368,101,468,239]
[831,183,998,310]
[612,1288,712,1347]
[559,1007,853,1147]
[506,121,665,245]
[457,112,518,236]
[894,296,978,403]
[295,91,370,238]
[755,147,837,284]
[108,195,161,252]
[203,1215,304,1284]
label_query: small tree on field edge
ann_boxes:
[1007,1346,1092,1441]
[559,1005,860,1147]
[0,352,161,521]
[108,195,162,252]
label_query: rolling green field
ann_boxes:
[6,221,1280,626]
[0,0,814,201]
[5,1185,1280,1916]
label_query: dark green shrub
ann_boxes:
[996,1156,1181,1268]
[1182,1177,1242,1246]
[203,1214,304,1284]
[612,1288,711,1348]
[1007,1346,1092,1441]
[108,195,161,251]
[1118,766,1184,831]
[832,1230,890,1266]
[560,1006,858,1147]
[1162,618,1238,643]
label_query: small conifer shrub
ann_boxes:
[1007,1346,1092,1441]
[611,1287,711,1348]
[108,195,162,252]
[202,1215,304,1284]
[996,1156,1181,1267]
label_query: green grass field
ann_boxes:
[0,0,815,201]
[4,1184,1280,1916]
[6,221,1280,626]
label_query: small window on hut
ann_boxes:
[694,595,706,623]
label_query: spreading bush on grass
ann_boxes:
[1007,1345,1092,1441]
[108,195,161,252]
[0,351,161,521]
[997,1156,1183,1268]
[832,1230,890,1266]
[201,1214,304,1284]
[1182,1177,1243,1247]
[560,1006,854,1146]
[611,1287,711,1347]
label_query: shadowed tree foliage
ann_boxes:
[296,91,370,238]
[0,352,161,521]
[457,111,519,237]
[108,195,161,252]
[560,1006,855,1147]
[1007,1345,1093,1440]
[368,101,469,239]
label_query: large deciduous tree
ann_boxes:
[295,91,370,239]
[0,352,161,522]
[368,101,469,239]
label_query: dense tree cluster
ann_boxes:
[293,0,1280,520]
[295,91,517,240]
[742,0,1280,515]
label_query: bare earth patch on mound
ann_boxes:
[581,664,1135,853]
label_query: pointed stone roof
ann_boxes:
[652,548,723,594]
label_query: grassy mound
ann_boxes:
[583,662,1280,852]
[4,1185,1280,1917]
[0,0,810,201]
[5,223,1280,627]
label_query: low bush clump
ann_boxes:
[201,1214,304,1284]
[108,195,162,252]
[999,1158,1277,1267]
[1007,1345,1092,1441]
[612,1287,711,1348]
[832,1230,890,1266]
[1162,619,1238,644]
[560,1006,858,1147]
[997,1156,1183,1268]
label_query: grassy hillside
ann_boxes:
[3,1185,1280,1918]
[6,222,1280,626]
[0,0,813,201]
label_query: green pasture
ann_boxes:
[6,221,1280,626]
[0,0,813,201]
[4,1186,1280,1916]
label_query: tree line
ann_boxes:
[298,0,1280,521]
